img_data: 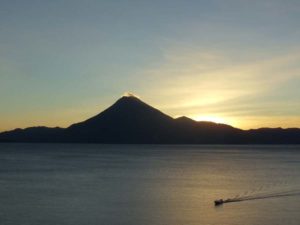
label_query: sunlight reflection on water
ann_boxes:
[0,144,299,225]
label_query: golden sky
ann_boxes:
[0,0,300,131]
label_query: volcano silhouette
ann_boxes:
[1,95,300,144]
[66,95,176,143]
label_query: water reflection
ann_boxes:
[0,144,299,225]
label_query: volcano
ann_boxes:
[0,95,299,144]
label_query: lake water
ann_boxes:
[0,144,299,225]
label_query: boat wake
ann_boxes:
[214,184,300,206]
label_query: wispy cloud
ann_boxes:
[138,46,300,128]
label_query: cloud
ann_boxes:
[122,92,140,99]
[136,45,300,128]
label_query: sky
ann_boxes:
[0,0,300,131]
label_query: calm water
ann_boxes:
[0,144,299,225]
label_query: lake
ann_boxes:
[0,144,299,225]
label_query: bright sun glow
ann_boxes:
[193,115,227,124]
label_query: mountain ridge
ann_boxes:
[0,95,299,144]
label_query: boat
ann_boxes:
[214,199,224,206]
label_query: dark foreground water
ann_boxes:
[0,144,299,225]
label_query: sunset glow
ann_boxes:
[192,115,227,124]
[0,0,299,131]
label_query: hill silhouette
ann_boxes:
[0,95,299,144]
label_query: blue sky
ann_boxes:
[0,0,300,130]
